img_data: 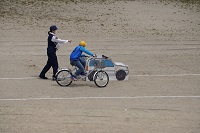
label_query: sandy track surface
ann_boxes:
[0,0,200,132]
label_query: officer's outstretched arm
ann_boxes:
[52,36,69,43]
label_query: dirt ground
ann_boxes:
[0,0,200,132]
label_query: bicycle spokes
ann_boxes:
[94,71,109,87]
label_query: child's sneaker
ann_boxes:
[70,75,77,81]
[80,72,87,76]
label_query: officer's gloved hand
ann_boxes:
[56,43,61,50]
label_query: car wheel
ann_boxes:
[116,70,126,81]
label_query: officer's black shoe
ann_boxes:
[39,76,48,79]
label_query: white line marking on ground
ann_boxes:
[0,73,200,80]
[0,77,74,80]
[0,77,37,80]
[132,74,200,77]
[0,96,199,101]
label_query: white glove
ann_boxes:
[56,43,63,49]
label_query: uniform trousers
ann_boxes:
[40,51,58,77]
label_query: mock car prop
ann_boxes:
[85,55,129,81]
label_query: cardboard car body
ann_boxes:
[85,55,129,81]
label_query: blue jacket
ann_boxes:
[70,46,93,61]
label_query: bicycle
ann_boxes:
[55,56,109,87]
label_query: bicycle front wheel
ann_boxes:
[56,70,72,86]
[93,70,109,87]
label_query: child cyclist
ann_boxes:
[70,41,95,80]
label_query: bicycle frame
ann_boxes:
[56,56,100,81]
[55,56,109,87]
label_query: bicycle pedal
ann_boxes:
[82,77,86,81]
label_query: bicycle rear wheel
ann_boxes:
[93,70,109,87]
[56,70,72,86]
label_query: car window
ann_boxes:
[89,59,114,67]
[104,60,114,67]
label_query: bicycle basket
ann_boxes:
[92,59,106,69]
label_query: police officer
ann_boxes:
[39,25,72,80]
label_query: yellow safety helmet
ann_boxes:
[79,41,87,47]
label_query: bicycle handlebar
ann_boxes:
[82,54,108,60]
[82,55,97,58]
